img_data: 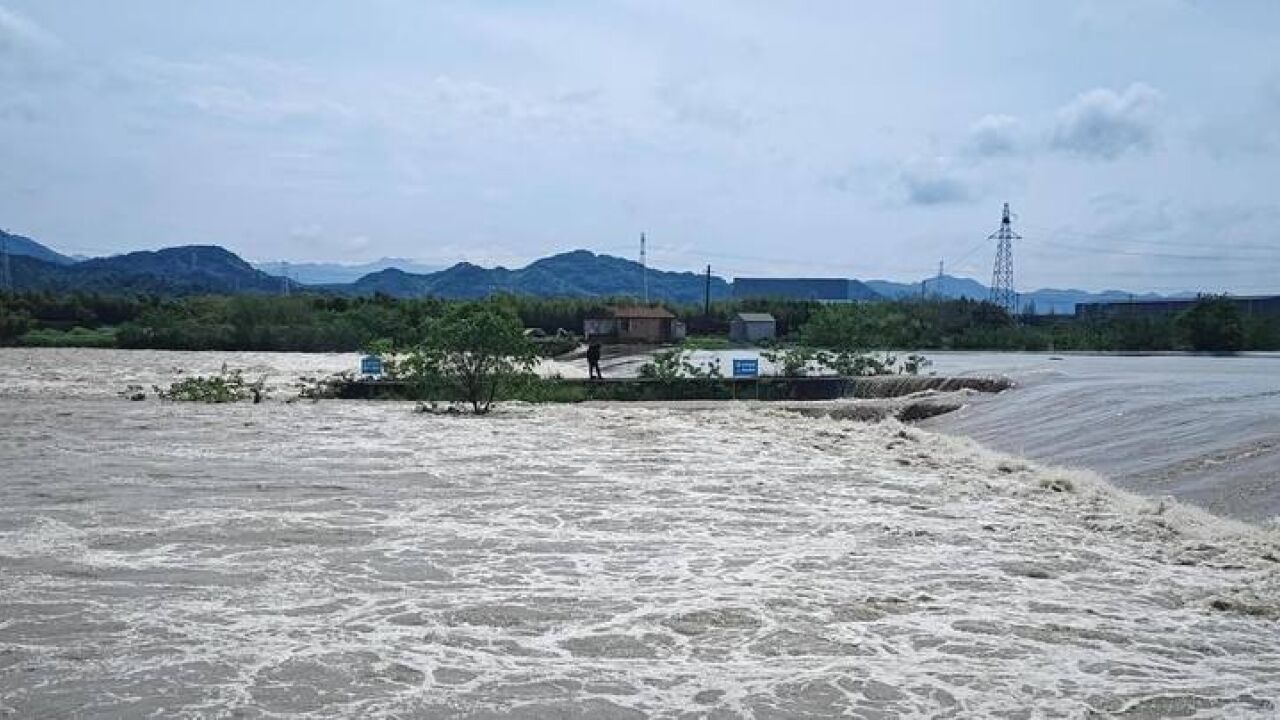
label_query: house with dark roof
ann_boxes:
[583,306,687,343]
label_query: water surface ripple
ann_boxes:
[1,349,1278,718]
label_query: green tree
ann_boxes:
[1178,296,1245,351]
[410,303,537,414]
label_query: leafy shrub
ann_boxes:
[638,349,722,380]
[401,302,538,414]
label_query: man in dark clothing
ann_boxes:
[586,343,603,380]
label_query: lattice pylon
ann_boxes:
[989,203,1020,313]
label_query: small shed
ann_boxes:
[730,312,777,343]
[585,306,687,343]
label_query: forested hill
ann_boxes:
[2,233,1189,311]
[343,250,731,303]
[1,229,76,265]
[8,246,285,295]
[6,244,731,302]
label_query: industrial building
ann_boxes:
[1076,295,1280,319]
[729,312,777,343]
[732,277,879,302]
[584,306,687,343]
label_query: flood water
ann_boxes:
[1,349,1278,717]
[923,352,1280,525]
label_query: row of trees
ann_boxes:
[794,296,1271,352]
[2,290,1275,353]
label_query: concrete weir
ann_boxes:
[337,374,1012,406]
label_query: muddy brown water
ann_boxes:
[1,349,1278,717]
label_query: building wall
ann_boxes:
[1076,296,1280,319]
[618,317,668,343]
[583,318,616,339]
[586,316,684,342]
[733,277,852,301]
[730,319,776,342]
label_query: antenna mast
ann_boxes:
[640,232,648,303]
[988,203,1019,313]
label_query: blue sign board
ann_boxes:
[732,358,759,378]
[360,355,384,377]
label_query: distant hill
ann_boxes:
[253,258,441,284]
[1,229,75,265]
[1,226,1197,312]
[866,275,989,302]
[868,275,1175,315]
[1019,288,1174,315]
[343,250,731,303]
[9,246,286,295]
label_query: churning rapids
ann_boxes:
[1,349,1278,718]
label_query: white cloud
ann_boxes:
[0,5,58,54]
[1050,83,1162,160]
[656,81,753,133]
[899,157,970,205]
[963,114,1022,158]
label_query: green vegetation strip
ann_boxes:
[4,291,1276,353]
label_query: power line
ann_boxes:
[1022,240,1278,263]
[1019,221,1280,255]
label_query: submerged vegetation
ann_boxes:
[154,366,265,403]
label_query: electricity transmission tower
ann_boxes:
[988,202,1020,313]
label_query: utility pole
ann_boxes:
[281,261,291,297]
[988,202,1020,314]
[704,265,712,317]
[936,260,944,298]
[0,231,12,293]
[640,232,648,304]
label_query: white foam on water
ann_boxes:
[1,349,1278,718]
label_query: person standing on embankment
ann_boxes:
[587,342,603,380]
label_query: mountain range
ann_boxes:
[2,236,727,304]
[253,258,442,284]
[866,276,1179,315]
[2,229,76,266]
[339,250,729,303]
[7,245,285,295]
[2,228,1199,312]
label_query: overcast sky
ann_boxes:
[2,1,1278,292]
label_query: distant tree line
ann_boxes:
[1,290,1275,353]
